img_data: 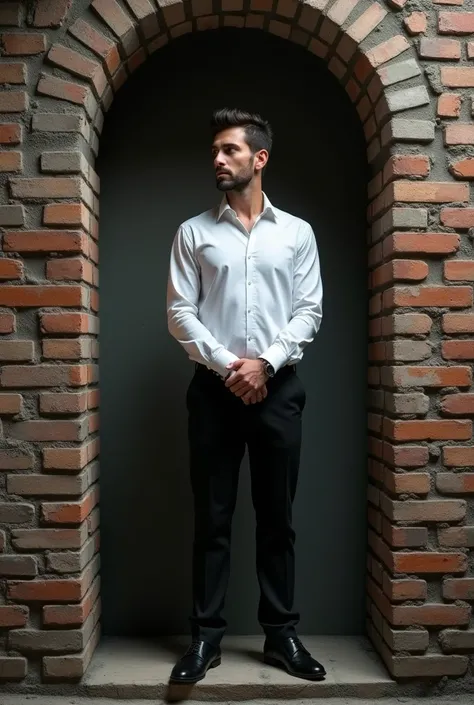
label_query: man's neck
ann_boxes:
[226,185,264,223]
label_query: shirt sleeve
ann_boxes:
[166,225,239,378]
[260,223,323,372]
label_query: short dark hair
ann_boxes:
[210,108,273,155]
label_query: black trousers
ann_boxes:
[186,363,306,646]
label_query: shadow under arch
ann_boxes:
[96,25,369,638]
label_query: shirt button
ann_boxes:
[248,282,251,286]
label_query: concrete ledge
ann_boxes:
[2,635,474,700]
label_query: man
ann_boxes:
[166,108,324,684]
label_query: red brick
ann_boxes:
[442,208,474,229]
[445,124,474,145]
[43,439,99,471]
[383,232,459,257]
[0,341,33,361]
[443,446,474,467]
[40,391,88,415]
[0,394,22,414]
[47,45,107,97]
[450,158,474,180]
[394,552,467,574]
[0,124,21,146]
[9,419,87,442]
[385,418,472,441]
[436,473,474,493]
[372,260,428,287]
[0,259,23,280]
[0,605,28,628]
[42,339,91,360]
[443,578,474,600]
[0,313,15,334]
[442,341,474,360]
[384,155,430,182]
[439,12,474,34]
[7,579,82,602]
[383,575,427,601]
[41,487,99,524]
[0,365,89,388]
[0,62,26,84]
[404,12,427,35]
[383,470,430,494]
[438,93,462,118]
[383,521,428,548]
[393,181,468,203]
[383,442,429,467]
[0,91,27,113]
[442,67,474,88]
[3,230,89,255]
[37,74,91,110]
[0,151,22,172]
[40,313,98,336]
[43,576,99,626]
[43,203,90,228]
[393,604,470,627]
[441,393,474,415]
[419,38,460,60]
[33,0,71,27]
[0,285,86,308]
[69,18,121,75]
[1,33,47,55]
[384,286,472,309]
[442,314,474,334]
[366,36,410,68]
[46,257,94,284]
[445,261,474,281]
[385,365,472,388]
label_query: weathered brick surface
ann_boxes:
[0,0,471,687]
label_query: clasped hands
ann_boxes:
[224,358,268,405]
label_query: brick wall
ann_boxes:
[0,0,473,686]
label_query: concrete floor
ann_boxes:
[2,636,473,701]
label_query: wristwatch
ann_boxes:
[259,357,275,378]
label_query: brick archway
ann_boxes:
[0,0,473,685]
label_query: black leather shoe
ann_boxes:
[169,640,221,684]
[263,636,326,681]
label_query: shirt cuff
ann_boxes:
[259,344,288,373]
[211,348,240,379]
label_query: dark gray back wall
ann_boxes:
[96,28,368,637]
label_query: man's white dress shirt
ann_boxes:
[167,193,323,378]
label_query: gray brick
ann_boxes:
[0,205,24,226]
[439,629,474,653]
[0,503,34,524]
[383,623,429,653]
[385,392,430,415]
[0,3,22,26]
[41,151,88,175]
[381,118,435,146]
[0,656,27,680]
[0,555,37,577]
[32,113,88,140]
[387,341,432,362]
[0,341,34,362]
[47,535,96,573]
[8,629,83,654]
[392,207,428,230]
[7,472,87,496]
[387,85,430,113]
[378,58,422,87]
[12,527,87,550]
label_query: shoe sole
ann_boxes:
[169,656,221,685]
[263,654,326,681]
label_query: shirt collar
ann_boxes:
[217,192,278,223]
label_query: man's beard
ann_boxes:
[216,165,254,192]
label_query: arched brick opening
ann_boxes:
[0,0,473,686]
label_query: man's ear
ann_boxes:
[254,149,269,172]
